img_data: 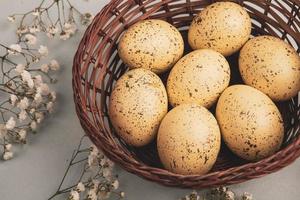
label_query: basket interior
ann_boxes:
[77,0,300,173]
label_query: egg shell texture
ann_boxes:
[239,35,300,101]
[188,2,251,56]
[167,49,230,108]
[109,68,168,147]
[118,19,184,74]
[216,85,284,161]
[157,104,221,175]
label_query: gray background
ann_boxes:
[0,0,299,200]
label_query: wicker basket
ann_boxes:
[73,0,300,188]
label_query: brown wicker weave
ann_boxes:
[73,0,300,188]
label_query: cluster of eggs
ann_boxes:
[109,2,300,175]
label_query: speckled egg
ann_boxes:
[216,85,284,161]
[239,35,300,101]
[118,19,184,74]
[167,49,230,108]
[188,2,251,56]
[157,104,221,175]
[109,68,168,147]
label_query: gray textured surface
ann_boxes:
[0,1,299,200]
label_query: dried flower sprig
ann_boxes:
[181,187,253,200]
[0,32,58,160]
[8,0,94,40]
[48,136,125,200]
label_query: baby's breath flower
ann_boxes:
[50,91,57,101]
[34,75,43,86]
[81,13,94,25]
[0,124,7,138]
[10,94,18,106]
[18,97,29,110]
[68,190,80,200]
[120,192,125,198]
[40,64,49,73]
[5,144,12,151]
[5,117,16,130]
[87,189,97,200]
[225,190,235,200]
[35,112,44,123]
[18,129,27,142]
[21,70,34,88]
[7,15,15,22]
[3,151,13,160]
[46,25,59,38]
[30,121,37,131]
[24,34,37,45]
[15,64,25,74]
[32,9,40,17]
[242,192,253,200]
[29,25,40,33]
[36,83,50,95]
[38,45,48,56]
[76,182,85,192]
[112,180,119,190]
[49,59,60,71]
[8,44,22,55]
[46,102,54,113]
[19,110,27,121]
[103,167,112,181]
[34,93,43,105]
[16,26,28,35]
[59,31,70,40]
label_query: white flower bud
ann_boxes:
[3,151,13,160]
[5,117,16,130]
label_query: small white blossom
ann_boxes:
[5,117,16,130]
[30,121,37,131]
[242,192,253,200]
[36,83,50,95]
[16,26,28,35]
[7,15,15,22]
[60,31,70,40]
[98,190,111,200]
[10,94,18,106]
[64,22,77,35]
[225,191,235,200]
[49,59,60,71]
[38,45,48,57]
[5,144,12,151]
[15,64,25,74]
[24,34,37,45]
[103,168,112,180]
[19,110,27,121]
[34,93,43,105]
[112,180,119,190]
[46,102,54,113]
[32,9,40,17]
[30,108,35,114]
[21,70,34,88]
[0,124,7,139]
[35,112,44,124]
[69,190,79,200]
[81,13,94,25]
[40,64,49,73]
[19,129,27,141]
[8,44,22,55]
[34,75,43,87]
[87,189,97,200]
[50,91,57,101]
[46,25,59,38]
[120,192,125,198]
[3,151,13,160]
[29,25,40,33]
[76,182,85,192]
[18,97,29,110]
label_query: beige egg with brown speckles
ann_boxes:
[109,68,168,147]
[239,35,300,101]
[118,19,184,74]
[167,49,230,108]
[216,85,284,161]
[157,104,221,175]
[188,2,251,56]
